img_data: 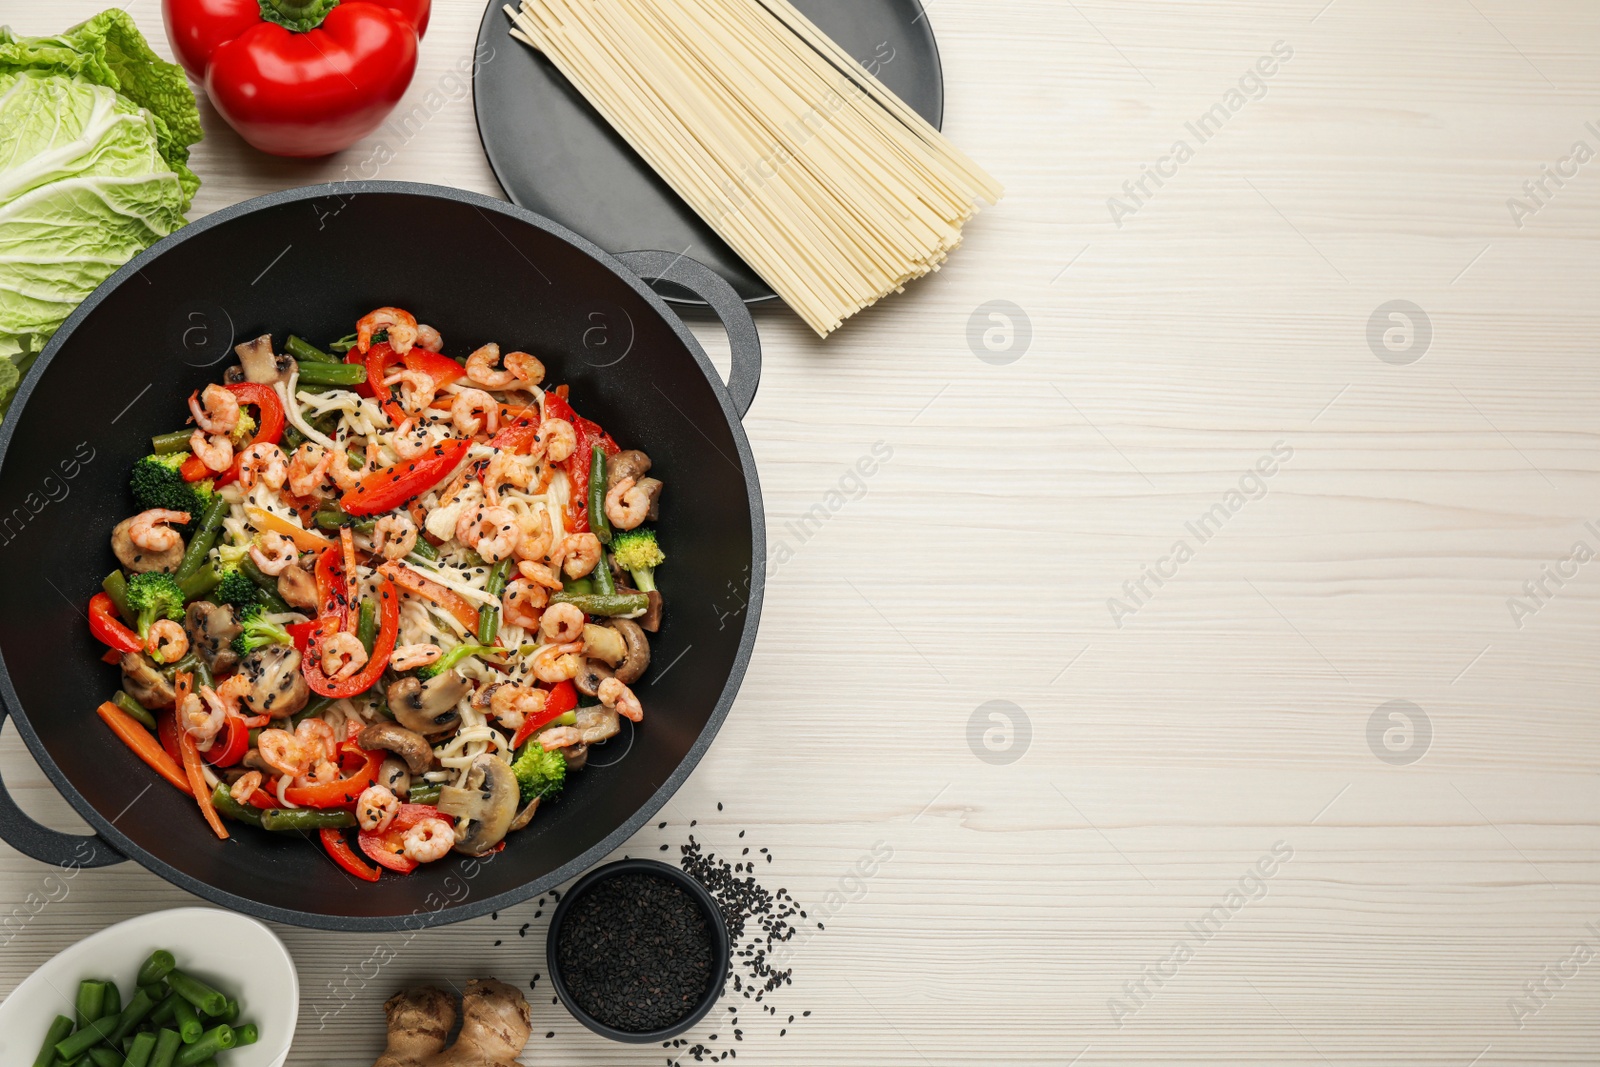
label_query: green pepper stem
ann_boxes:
[257,0,340,33]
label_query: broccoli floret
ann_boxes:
[511,741,567,804]
[228,410,258,447]
[415,643,506,681]
[125,572,185,653]
[231,605,291,657]
[213,565,261,611]
[129,453,214,517]
[610,528,665,592]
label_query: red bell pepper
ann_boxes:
[367,344,468,424]
[357,803,439,874]
[212,382,286,488]
[542,392,617,532]
[179,454,211,482]
[321,828,382,881]
[157,708,183,764]
[286,620,317,654]
[89,593,142,653]
[283,745,384,807]
[303,571,401,698]
[340,436,470,516]
[511,680,578,749]
[201,714,249,768]
[162,0,431,158]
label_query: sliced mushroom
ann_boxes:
[573,658,614,698]
[606,449,652,489]
[635,476,663,522]
[378,757,412,798]
[242,748,272,774]
[561,743,589,772]
[229,334,296,385]
[111,516,184,574]
[615,582,663,633]
[237,644,310,718]
[184,601,241,675]
[358,722,436,776]
[120,652,176,709]
[276,561,317,610]
[581,624,627,666]
[509,796,540,833]
[386,672,468,737]
[606,617,650,684]
[436,753,519,856]
[575,704,620,745]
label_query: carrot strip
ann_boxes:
[245,505,335,553]
[95,702,191,796]
[377,560,480,634]
[340,527,360,634]
[179,731,228,840]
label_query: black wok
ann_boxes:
[0,183,764,931]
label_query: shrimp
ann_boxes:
[216,673,253,716]
[483,452,533,505]
[540,602,585,644]
[451,388,500,436]
[182,687,227,745]
[532,641,584,683]
[539,418,576,462]
[598,676,643,722]
[390,643,443,671]
[605,476,652,532]
[402,818,455,863]
[489,684,547,733]
[538,725,584,751]
[287,443,334,499]
[188,383,240,435]
[358,307,419,355]
[381,369,436,417]
[371,513,419,561]
[257,728,312,777]
[502,579,548,628]
[146,619,188,664]
[295,717,339,762]
[391,419,433,461]
[457,506,520,563]
[414,324,444,352]
[465,342,515,388]
[249,532,298,576]
[230,770,263,806]
[319,631,369,681]
[238,442,288,491]
[189,431,234,473]
[513,508,553,562]
[128,509,190,553]
[516,560,563,591]
[297,759,342,787]
[504,351,545,385]
[554,533,602,579]
[356,784,400,833]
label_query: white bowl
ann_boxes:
[0,907,297,1067]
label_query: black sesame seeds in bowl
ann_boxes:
[548,859,731,1042]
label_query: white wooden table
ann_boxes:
[4,1,1598,1062]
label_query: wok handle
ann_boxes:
[618,250,762,419]
[0,703,125,868]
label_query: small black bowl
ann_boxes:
[547,859,730,1043]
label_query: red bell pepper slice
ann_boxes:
[345,346,376,398]
[357,803,439,874]
[157,707,182,764]
[283,745,385,807]
[302,571,400,699]
[201,714,248,768]
[367,340,466,425]
[321,828,382,881]
[286,620,317,654]
[541,392,618,533]
[212,381,286,488]
[511,680,579,749]
[339,436,470,516]
[89,593,142,653]
[179,453,211,482]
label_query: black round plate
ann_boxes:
[473,0,945,303]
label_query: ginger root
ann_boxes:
[374,978,532,1067]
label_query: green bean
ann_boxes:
[239,557,291,613]
[407,537,438,562]
[564,575,595,596]
[174,497,229,581]
[284,335,338,364]
[484,558,514,597]
[102,570,132,622]
[168,995,201,1043]
[289,695,337,729]
[260,808,355,832]
[148,992,178,1027]
[408,780,441,805]
[108,988,155,1043]
[102,982,120,1018]
[111,692,157,730]
[233,1023,258,1047]
[296,361,366,387]
[475,605,500,646]
[137,950,177,987]
[55,1016,119,1061]
[177,562,221,602]
[33,1015,73,1067]
[548,592,647,617]
[84,1048,122,1067]
[123,1031,158,1067]
[356,600,377,654]
[173,1025,234,1067]
[165,972,226,1019]
[313,507,374,532]
[149,1030,181,1067]
[218,999,239,1023]
[151,430,192,455]
[327,332,358,354]
[588,444,613,547]
[210,784,262,828]
[593,551,616,597]
[140,978,170,1002]
[282,425,307,451]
